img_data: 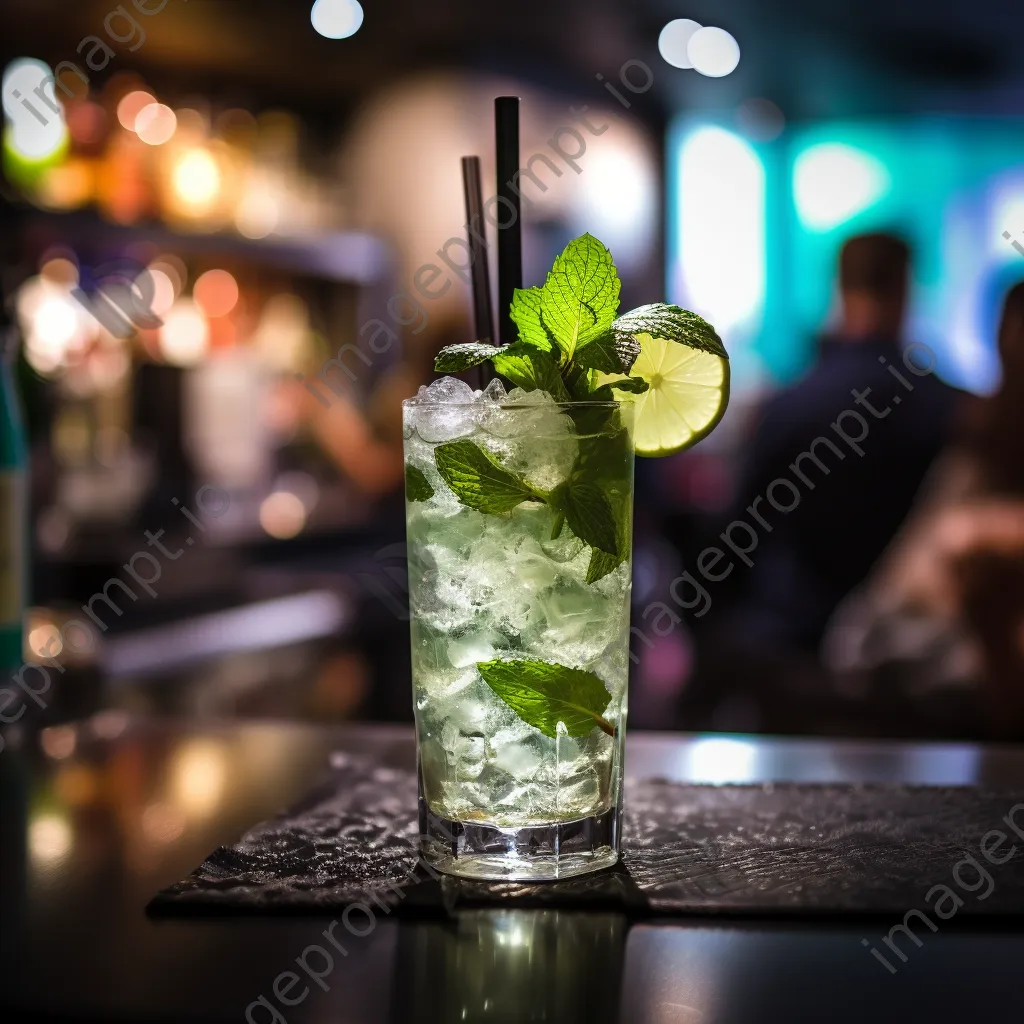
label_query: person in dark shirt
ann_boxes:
[727,232,957,652]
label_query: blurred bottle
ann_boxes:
[1,296,28,674]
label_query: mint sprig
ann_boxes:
[427,233,728,585]
[509,287,555,352]
[551,480,618,556]
[434,440,541,514]
[431,436,620,558]
[573,331,640,374]
[612,303,726,359]
[434,342,505,372]
[540,233,620,359]
[405,464,434,502]
[477,658,615,738]
[492,343,568,400]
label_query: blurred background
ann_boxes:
[2,0,1023,750]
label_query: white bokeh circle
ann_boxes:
[310,0,364,40]
[658,19,702,70]
[688,27,741,78]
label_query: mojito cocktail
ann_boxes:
[405,233,729,880]
[405,383,633,879]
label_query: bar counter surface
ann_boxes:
[1,718,1022,1023]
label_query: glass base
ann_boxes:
[420,799,620,881]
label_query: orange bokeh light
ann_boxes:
[135,103,177,146]
[116,90,154,132]
[193,269,239,318]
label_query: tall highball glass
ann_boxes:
[404,393,633,880]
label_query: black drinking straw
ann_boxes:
[460,155,494,344]
[495,96,523,347]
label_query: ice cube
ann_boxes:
[441,721,486,779]
[447,630,502,669]
[410,376,477,404]
[554,768,601,812]
[406,376,480,441]
[490,725,544,780]
[481,378,508,402]
[411,406,478,443]
[504,387,550,406]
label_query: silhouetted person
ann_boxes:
[826,280,1024,738]
[726,233,957,652]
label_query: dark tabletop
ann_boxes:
[1,717,1023,1023]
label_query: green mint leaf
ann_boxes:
[435,342,505,373]
[434,440,538,514]
[551,479,618,556]
[591,377,649,402]
[476,659,614,738]
[540,234,621,359]
[586,547,622,584]
[551,512,565,539]
[568,405,632,480]
[613,303,727,359]
[492,343,569,400]
[405,464,434,502]
[584,480,632,583]
[573,331,640,373]
[509,287,555,352]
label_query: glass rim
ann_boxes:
[402,398,630,410]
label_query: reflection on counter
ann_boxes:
[393,910,627,1024]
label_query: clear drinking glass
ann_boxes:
[404,394,634,880]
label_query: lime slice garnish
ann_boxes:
[621,333,730,457]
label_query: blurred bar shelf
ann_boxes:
[20,207,394,285]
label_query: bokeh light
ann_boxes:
[2,58,57,120]
[688,27,741,78]
[793,142,891,231]
[259,490,307,539]
[135,102,177,145]
[658,19,702,70]
[235,179,280,238]
[172,148,221,210]
[29,622,63,660]
[170,739,227,817]
[143,266,177,317]
[149,254,187,297]
[159,299,210,366]
[6,117,68,161]
[40,256,79,286]
[33,294,82,361]
[193,269,239,318]
[40,725,76,760]
[310,0,364,39]
[29,813,73,867]
[116,89,154,131]
[37,159,94,210]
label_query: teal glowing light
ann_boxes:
[671,117,1024,395]
[675,126,766,337]
[793,143,891,232]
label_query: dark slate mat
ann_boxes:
[148,753,1024,919]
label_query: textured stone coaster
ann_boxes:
[149,753,1024,918]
